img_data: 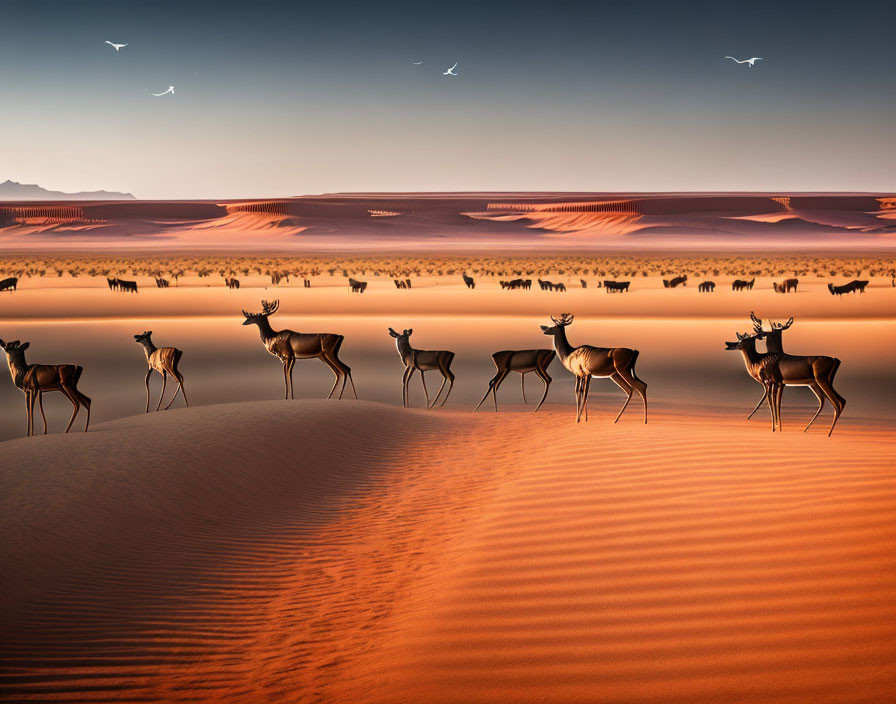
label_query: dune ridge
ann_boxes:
[1,401,894,702]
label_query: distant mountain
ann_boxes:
[0,180,135,201]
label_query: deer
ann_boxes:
[603,280,630,293]
[0,338,91,436]
[388,328,455,408]
[663,275,687,288]
[698,281,715,292]
[134,331,188,412]
[242,299,357,400]
[725,329,845,436]
[732,278,755,291]
[0,276,17,292]
[747,312,838,433]
[772,278,798,293]
[540,314,647,424]
[473,349,556,412]
[462,273,476,289]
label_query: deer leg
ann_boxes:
[156,371,168,411]
[533,366,551,412]
[816,376,845,437]
[404,367,415,407]
[165,370,187,410]
[321,356,341,400]
[574,376,583,422]
[421,371,436,408]
[144,369,152,412]
[775,384,784,431]
[765,383,777,432]
[474,369,506,413]
[437,365,455,408]
[58,384,82,433]
[281,360,290,399]
[581,375,592,422]
[520,372,528,405]
[26,391,35,436]
[38,390,48,434]
[803,382,825,432]
[609,373,634,424]
[746,383,768,420]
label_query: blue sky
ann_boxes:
[2,0,894,198]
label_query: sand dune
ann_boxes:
[2,401,894,702]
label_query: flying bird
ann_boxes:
[105,41,128,51]
[725,56,763,67]
[412,60,423,65]
[443,62,458,76]
[151,86,175,96]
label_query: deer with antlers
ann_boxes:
[474,349,555,412]
[0,338,91,436]
[540,314,647,424]
[746,312,841,433]
[388,328,455,408]
[134,331,188,412]
[242,299,357,400]
[725,328,845,436]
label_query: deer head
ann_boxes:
[388,327,413,340]
[725,330,759,351]
[134,330,153,344]
[242,299,280,325]
[540,313,574,336]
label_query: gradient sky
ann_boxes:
[2,0,894,199]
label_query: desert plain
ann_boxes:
[1,246,895,702]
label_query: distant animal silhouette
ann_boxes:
[732,278,755,291]
[242,299,357,400]
[725,56,762,67]
[1,338,91,436]
[773,278,798,293]
[698,280,715,292]
[663,275,687,288]
[828,280,868,296]
[388,328,455,408]
[225,277,240,289]
[107,277,138,293]
[348,277,368,293]
[134,331,188,412]
[502,278,530,290]
[603,280,630,293]
[474,349,555,412]
[541,314,647,424]
[0,276,17,292]
[155,277,169,288]
[463,273,476,289]
[580,279,588,289]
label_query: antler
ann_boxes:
[750,311,764,333]
[555,313,574,326]
[261,299,279,315]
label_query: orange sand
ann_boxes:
[1,401,894,702]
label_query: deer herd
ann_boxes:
[1,295,850,437]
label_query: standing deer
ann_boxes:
[134,331,188,412]
[725,329,845,436]
[388,328,455,408]
[462,273,476,289]
[474,349,555,412]
[540,314,647,424]
[747,312,836,432]
[0,338,91,436]
[242,299,357,400]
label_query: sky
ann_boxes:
[1,0,894,199]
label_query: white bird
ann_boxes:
[443,62,458,76]
[105,41,128,51]
[412,60,423,65]
[151,86,174,96]
[725,56,763,67]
